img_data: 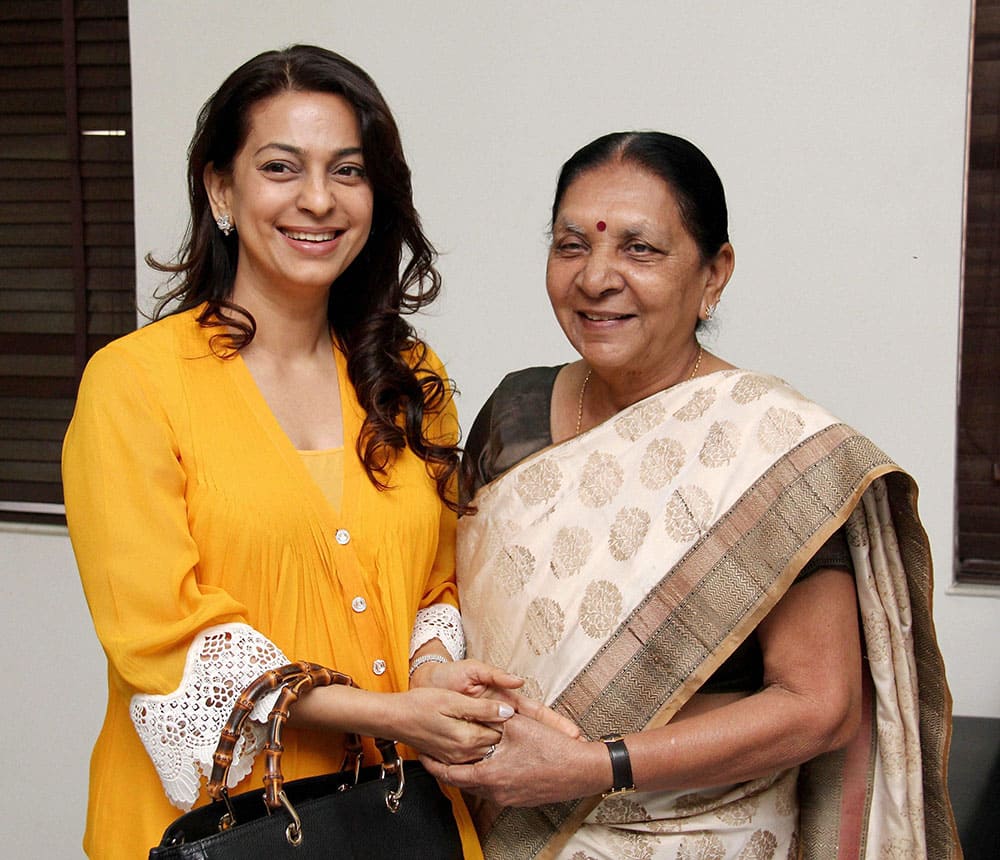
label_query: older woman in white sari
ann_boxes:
[423,132,960,859]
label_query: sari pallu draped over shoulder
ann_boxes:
[457,369,960,859]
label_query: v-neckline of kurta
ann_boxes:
[228,339,363,526]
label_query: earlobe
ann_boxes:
[699,244,734,321]
[705,242,735,302]
[203,162,230,220]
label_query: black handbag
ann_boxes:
[149,662,463,859]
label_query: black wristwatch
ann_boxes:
[600,733,635,797]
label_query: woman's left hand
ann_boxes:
[420,712,603,807]
[411,657,521,698]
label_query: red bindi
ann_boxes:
[596,220,607,232]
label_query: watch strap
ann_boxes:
[600,734,634,796]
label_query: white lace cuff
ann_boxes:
[409,603,466,660]
[130,623,290,810]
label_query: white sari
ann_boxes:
[459,370,959,859]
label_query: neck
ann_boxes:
[579,342,703,433]
[231,283,332,359]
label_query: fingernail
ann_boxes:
[498,704,514,718]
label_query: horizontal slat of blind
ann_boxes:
[957,536,1000,563]
[0,201,72,223]
[1,269,73,288]
[0,461,63,483]
[4,90,66,112]
[2,248,74,266]
[86,246,133,266]
[0,36,61,56]
[956,479,1000,508]
[0,439,64,461]
[0,377,78,397]
[959,504,1000,534]
[0,419,69,443]
[0,355,75,376]
[2,393,73,415]
[0,1,135,521]
[0,224,74,244]
[2,65,63,88]
[2,312,75,333]
[0,289,75,312]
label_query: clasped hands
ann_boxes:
[410,658,590,807]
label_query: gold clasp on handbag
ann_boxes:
[277,790,303,847]
[216,787,237,832]
[380,744,406,813]
[337,748,364,792]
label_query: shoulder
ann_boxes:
[718,370,891,471]
[473,364,564,430]
[470,365,563,443]
[490,365,563,407]
[718,369,842,421]
[461,365,564,500]
[78,308,212,406]
[402,338,451,380]
[86,308,205,370]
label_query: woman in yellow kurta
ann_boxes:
[62,45,514,859]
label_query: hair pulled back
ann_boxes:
[551,131,729,261]
[150,45,458,507]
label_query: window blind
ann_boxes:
[957,0,1000,582]
[0,0,135,523]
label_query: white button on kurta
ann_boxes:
[335,528,350,545]
[351,596,367,613]
[372,659,387,676]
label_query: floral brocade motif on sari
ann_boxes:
[458,370,960,860]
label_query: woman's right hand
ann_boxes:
[385,686,511,763]
[291,682,511,764]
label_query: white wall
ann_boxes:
[4,1,990,855]
[0,526,104,857]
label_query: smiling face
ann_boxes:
[546,161,731,390]
[205,89,374,306]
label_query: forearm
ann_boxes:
[290,681,513,765]
[425,679,859,807]
[290,683,409,741]
[626,684,859,793]
[623,566,863,794]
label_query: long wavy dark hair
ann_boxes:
[150,45,459,507]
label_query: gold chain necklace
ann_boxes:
[575,344,704,437]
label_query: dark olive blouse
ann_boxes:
[461,366,854,694]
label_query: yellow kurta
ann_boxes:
[62,307,480,858]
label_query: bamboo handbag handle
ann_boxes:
[205,662,406,819]
[206,662,356,803]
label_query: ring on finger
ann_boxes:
[482,743,497,760]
